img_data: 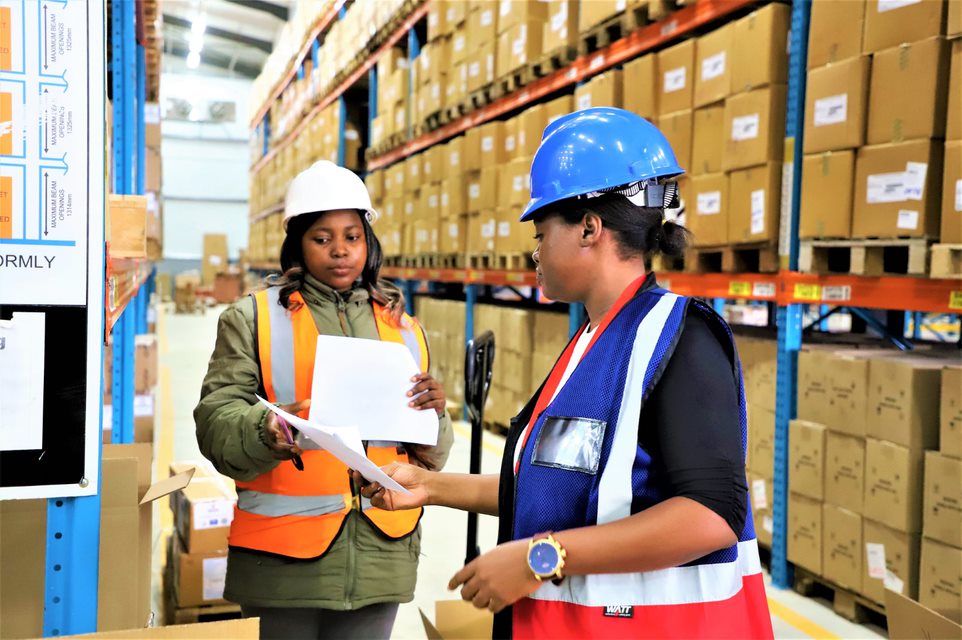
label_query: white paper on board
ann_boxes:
[0,312,46,451]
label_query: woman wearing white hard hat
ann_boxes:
[195,160,454,639]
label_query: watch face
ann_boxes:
[529,541,560,576]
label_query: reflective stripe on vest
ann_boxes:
[228,288,426,559]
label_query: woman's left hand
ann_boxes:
[448,539,541,613]
[408,373,446,417]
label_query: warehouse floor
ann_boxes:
[151,303,885,639]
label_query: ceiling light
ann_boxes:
[190,15,206,37]
[186,51,200,69]
[189,31,204,53]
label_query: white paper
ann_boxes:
[884,569,905,595]
[577,93,592,110]
[202,557,227,601]
[505,136,516,152]
[429,194,439,209]
[468,184,481,200]
[144,103,161,124]
[551,5,567,30]
[469,62,480,78]
[697,191,721,215]
[448,223,459,239]
[134,394,154,417]
[956,179,962,212]
[732,114,760,141]
[814,94,848,127]
[481,221,495,239]
[616,0,627,10]
[751,190,766,234]
[663,67,687,93]
[896,209,919,230]
[513,176,524,192]
[867,172,907,203]
[903,162,927,201]
[499,1,510,17]
[701,52,726,81]
[878,0,921,12]
[482,137,494,153]
[258,397,412,494]
[450,151,460,167]
[193,498,234,530]
[0,312,46,451]
[498,221,510,237]
[454,35,465,52]
[866,543,886,579]
[751,479,768,510]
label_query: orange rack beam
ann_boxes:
[105,251,153,336]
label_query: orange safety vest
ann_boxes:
[229,288,428,559]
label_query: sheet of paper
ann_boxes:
[310,335,439,446]
[0,312,46,451]
[258,397,411,495]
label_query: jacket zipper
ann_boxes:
[336,297,349,336]
[339,292,356,608]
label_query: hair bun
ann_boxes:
[656,220,689,258]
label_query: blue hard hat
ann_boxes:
[520,107,685,222]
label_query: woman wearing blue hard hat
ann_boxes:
[358,107,774,639]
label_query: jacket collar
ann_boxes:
[301,274,370,306]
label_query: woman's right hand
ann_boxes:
[263,400,310,460]
[354,462,431,511]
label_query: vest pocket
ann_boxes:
[531,417,606,475]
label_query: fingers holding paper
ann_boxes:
[354,462,430,511]
[408,373,447,417]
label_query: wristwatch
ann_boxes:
[527,533,566,585]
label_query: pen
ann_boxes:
[277,415,305,471]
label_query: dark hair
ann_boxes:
[537,192,689,264]
[267,210,405,321]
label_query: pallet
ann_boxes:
[646,0,684,22]
[494,253,534,271]
[686,242,778,274]
[433,253,464,268]
[578,12,626,57]
[467,253,495,269]
[531,46,578,79]
[622,2,651,32]
[929,243,962,279]
[793,567,887,627]
[650,252,685,273]
[799,238,930,277]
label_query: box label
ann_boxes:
[696,191,721,215]
[701,52,726,81]
[763,515,774,534]
[454,35,465,52]
[429,195,439,209]
[405,202,414,215]
[813,94,848,127]
[867,172,907,203]
[193,498,234,530]
[821,285,851,302]
[729,281,752,297]
[794,283,822,301]
[144,103,161,124]
[956,179,962,212]
[949,291,962,310]
[469,62,480,78]
[513,176,524,192]
[884,569,905,595]
[577,93,592,110]
[134,394,154,417]
[468,184,481,200]
[481,221,495,239]
[751,479,768,510]
[896,209,919,230]
[448,223,458,238]
[202,557,227,601]
[751,190,766,234]
[482,137,494,153]
[663,67,687,93]
[499,1,510,17]
[505,136,516,152]
[903,162,927,201]
[732,114,760,141]
[498,221,510,237]
[877,0,922,12]
[450,151,460,166]
[753,282,776,298]
[484,8,495,25]
[589,54,605,71]
[441,193,449,207]
[551,5,567,30]
[866,543,887,579]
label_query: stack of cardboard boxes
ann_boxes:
[103,334,159,445]
[933,24,962,275]
[144,103,163,260]
[415,297,468,407]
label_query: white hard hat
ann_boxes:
[283,160,378,229]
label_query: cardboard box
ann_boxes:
[467,39,497,93]
[517,104,547,157]
[574,70,623,111]
[441,178,467,218]
[544,94,574,126]
[498,0,547,35]
[134,391,155,444]
[923,452,962,549]
[731,3,790,93]
[445,0,468,28]
[134,334,158,393]
[728,163,782,244]
[867,37,950,145]
[799,347,874,434]
[578,0,623,32]
[657,110,693,172]
[72,618,260,639]
[212,271,244,304]
[108,195,147,259]
[804,56,871,153]
[852,140,944,238]
[0,499,46,637]
[808,0,866,68]
[688,173,728,246]
[503,117,520,160]
[175,478,235,554]
[691,104,725,175]
[867,355,943,450]
[443,136,465,180]
[800,151,856,239]
[201,234,229,286]
[739,336,778,411]
[496,21,543,78]
[823,504,863,591]
[479,120,508,166]
[440,215,468,254]
[790,420,827,500]
[168,533,228,608]
[943,141,962,243]
[499,157,532,207]
[656,40,694,115]
[789,492,823,575]
[948,40,961,141]
[943,367,962,459]
[467,212,497,253]
[863,0,946,54]
[428,1,451,40]
[864,438,924,533]
[463,128,483,173]
[422,145,443,184]
[451,24,468,66]
[749,473,774,548]
[722,85,786,171]
[420,599,493,640]
[543,0,578,53]
[862,518,920,604]
[919,538,962,624]
[145,146,162,193]
[623,55,658,119]
[468,2,499,48]
[951,0,962,37]
[887,589,962,640]
[826,432,866,514]
[694,24,732,108]
[748,405,775,478]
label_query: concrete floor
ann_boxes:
[152,303,886,639]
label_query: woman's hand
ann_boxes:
[354,462,432,511]
[263,399,310,460]
[449,539,541,613]
[408,373,446,417]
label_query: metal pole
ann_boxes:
[464,284,477,421]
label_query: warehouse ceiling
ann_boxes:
[162,0,293,79]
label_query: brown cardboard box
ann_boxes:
[804,56,871,153]
[498,0,547,35]
[863,0,946,54]
[739,336,778,411]
[134,391,155,444]
[800,151,856,238]
[919,538,962,624]
[808,0,866,68]
[422,145,443,184]
[441,178,467,218]
[943,367,962,459]
[943,141,962,243]
[728,163,782,244]
[543,0,578,53]
[451,24,468,65]
[789,492,823,575]
[657,110,693,171]
[175,478,236,554]
[544,95,574,126]
[428,1,451,40]
[951,0,962,37]
[656,40,694,115]
[168,533,229,608]
[467,211,497,253]
[867,355,943,450]
[503,117,520,160]
[134,334,158,393]
[948,40,961,141]
[108,195,147,258]
[574,70,623,111]
[694,25,732,108]
[420,599,494,640]
[623,55,658,119]
[463,128,483,173]
[748,472,774,547]
[517,104,547,157]
[145,146,162,192]
[731,3,790,93]
[75,618,260,639]
[468,2,499,48]
[867,37,950,145]
[212,271,244,304]
[864,438,924,533]
[722,85,786,171]
[688,173,728,247]
[923,452,962,549]
[0,499,45,638]
[467,39,497,93]
[475,166,500,212]
[500,156,532,207]
[823,504,863,590]
[145,102,161,146]
[886,589,962,640]
[826,432,866,514]
[862,518,921,604]
[748,405,775,478]
[440,215,468,255]
[790,420,827,500]
[201,234,229,285]
[853,140,944,238]
[496,21,543,78]
[443,136,465,180]
[479,120,508,166]
[691,104,725,175]
[578,0,623,32]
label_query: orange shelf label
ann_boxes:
[728,281,752,297]
[753,282,776,298]
[505,272,526,284]
[794,283,821,302]
[0,91,10,155]
[0,8,10,71]
[950,291,962,311]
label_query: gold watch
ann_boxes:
[527,533,566,585]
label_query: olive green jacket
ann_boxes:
[194,275,454,609]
